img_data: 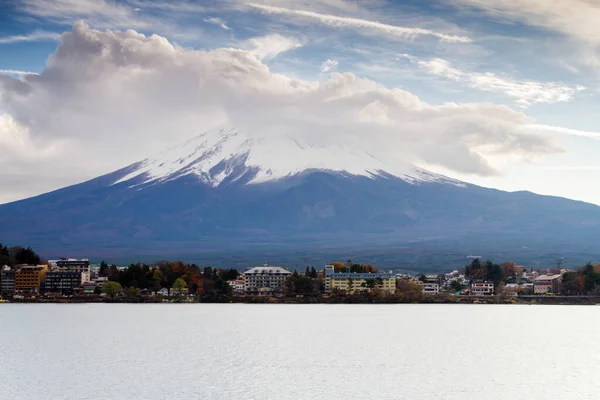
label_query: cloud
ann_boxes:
[321,59,339,73]
[0,31,61,44]
[0,22,561,202]
[129,0,205,13]
[203,17,231,30]
[525,124,600,140]
[400,54,584,107]
[247,3,471,43]
[0,70,39,77]
[454,0,600,66]
[246,34,303,60]
[454,0,600,44]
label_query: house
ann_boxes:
[324,265,396,294]
[243,263,292,297]
[471,281,494,296]
[228,279,245,295]
[533,274,562,294]
[157,287,170,296]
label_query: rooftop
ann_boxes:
[245,265,292,275]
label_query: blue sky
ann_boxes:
[1,0,600,204]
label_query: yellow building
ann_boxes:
[15,265,48,293]
[324,265,396,294]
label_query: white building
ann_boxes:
[243,263,292,296]
[422,282,440,295]
[228,279,245,295]
[471,281,494,296]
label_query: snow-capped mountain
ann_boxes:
[2,126,600,268]
[113,126,459,188]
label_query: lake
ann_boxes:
[0,304,598,399]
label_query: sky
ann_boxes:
[1,0,600,205]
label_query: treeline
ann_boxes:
[329,260,379,273]
[100,261,239,296]
[0,242,42,266]
[464,259,519,287]
[562,263,600,295]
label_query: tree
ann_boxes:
[310,267,317,278]
[305,266,311,277]
[172,278,187,294]
[220,268,239,281]
[127,286,140,297]
[99,261,108,277]
[102,281,123,298]
[11,246,41,265]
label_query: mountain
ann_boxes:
[2,126,600,270]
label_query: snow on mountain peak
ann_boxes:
[113,126,458,187]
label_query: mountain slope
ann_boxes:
[1,127,600,267]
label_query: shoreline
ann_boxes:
[5,294,600,305]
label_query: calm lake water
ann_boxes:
[1,304,599,399]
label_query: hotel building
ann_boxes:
[324,265,396,294]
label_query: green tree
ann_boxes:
[102,281,123,298]
[310,267,317,278]
[127,286,140,297]
[172,277,187,294]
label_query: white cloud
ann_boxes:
[19,0,145,27]
[400,54,584,107]
[454,0,600,67]
[247,3,471,43]
[455,0,600,44]
[0,70,39,77]
[246,34,303,60]
[203,17,231,30]
[526,124,600,140]
[321,59,338,73]
[0,31,61,44]
[129,1,205,13]
[0,22,562,202]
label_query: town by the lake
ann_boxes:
[2,243,599,304]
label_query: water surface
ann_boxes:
[1,304,598,399]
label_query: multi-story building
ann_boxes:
[15,265,48,293]
[50,258,91,283]
[243,263,292,296]
[324,265,396,294]
[534,274,562,294]
[471,281,494,296]
[1,265,15,295]
[43,271,82,294]
[422,282,440,295]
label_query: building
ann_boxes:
[50,258,91,282]
[15,265,48,293]
[471,281,494,296]
[228,279,245,295]
[534,274,562,294]
[1,266,15,295]
[324,265,396,294]
[422,282,440,295]
[243,263,292,296]
[43,271,82,294]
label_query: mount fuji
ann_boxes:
[2,126,600,268]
